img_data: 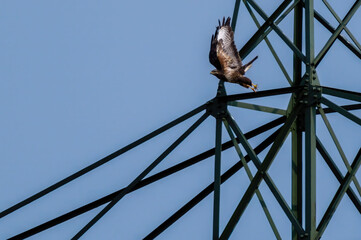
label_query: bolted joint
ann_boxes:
[300,85,321,107]
[206,98,228,119]
[300,233,309,239]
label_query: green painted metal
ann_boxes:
[143,128,282,240]
[221,86,300,102]
[314,0,361,66]
[72,112,210,239]
[223,120,282,240]
[213,118,222,240]
[318,106,361,196]
[231,0,241,31]
[291,128,303,240]
[246,0,306,62]
[0,103,207,220]
[304,1,317,239]
[321,97,361,126]
[228,101,287,115]
[220,104,302,239]
[322,86,361,103]
[292,1,303,239]
[243,0,293,86]
[239,0,294,59]
[316,148,361,239]
[5,1,361,239]
[226,114,305,235]
[311,3,361,59]
[316,138,361,213]
[305,106,317,240]
[322,0,361,51]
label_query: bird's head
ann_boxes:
[210,69,225,80]
[210,69,218,75]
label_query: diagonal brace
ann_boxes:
[243,0,293,86]
[322,0,361,51]
[228,101,287,115]
[245,0,306,62]
[71,113,209,239]
[316,148,361,239]
[225,113,305,236]
[314,0,361,66]
[143,128,282,240]
[322,86,361,103]
[309,2,361,60]
[220,104,303,239]
[321,97,361,126]
[223,119,282,240]
[231,0,241,31]
[318,106,361,197]
[239,0,294,59]
[316,138,361,213]
[0,103,207,219]
[8,117,285,240]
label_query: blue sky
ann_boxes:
[1,0,360,239]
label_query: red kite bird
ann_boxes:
[209,17,258,92]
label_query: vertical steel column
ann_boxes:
[305,106,317,240]
[292,1,303,239]
[305,0,317,239]
[213,118,222,240]
[291,129,303,240]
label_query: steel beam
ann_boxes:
[0,103,207,219]
[318,106,361,196]
[246,0,306,62]
[316,138,361,214]
[243,0,293,86]
[316,148,361,239]
[291,127,303,240]
[228,101,287,115]
[304,1,317,239]
[221,86,300,102]
[231,0,241,31]
[321,97,361,126]
[305,105,317,240]
[314,0,361,66]
[292,1,303,239]
[143,129,281,240]
[322,86,361,103]
[223,120,282,240]
[220,104,302,239]
[309,2,361,60]
[226,114,305,236]
[243,0,303,66]
[9,117,285,240]
[72,113,210,239]
[239,0,293,59]
[213,118,222,240]
[322,0,361,51]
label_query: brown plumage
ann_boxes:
[209,17,258,92]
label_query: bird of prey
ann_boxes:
[209,17,258,92]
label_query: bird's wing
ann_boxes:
[217,39,238,73]
[216,17,242,70]
[209,27,222,70]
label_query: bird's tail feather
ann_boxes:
[242,56,258,72]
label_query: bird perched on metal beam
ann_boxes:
[209,17,258,92]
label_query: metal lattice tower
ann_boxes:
[2,0,361,239]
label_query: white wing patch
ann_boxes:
[217,27,233,53]
[217,27,228,41]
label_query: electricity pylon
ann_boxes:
[2,1,361,239]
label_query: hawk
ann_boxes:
[209,17,258,92]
